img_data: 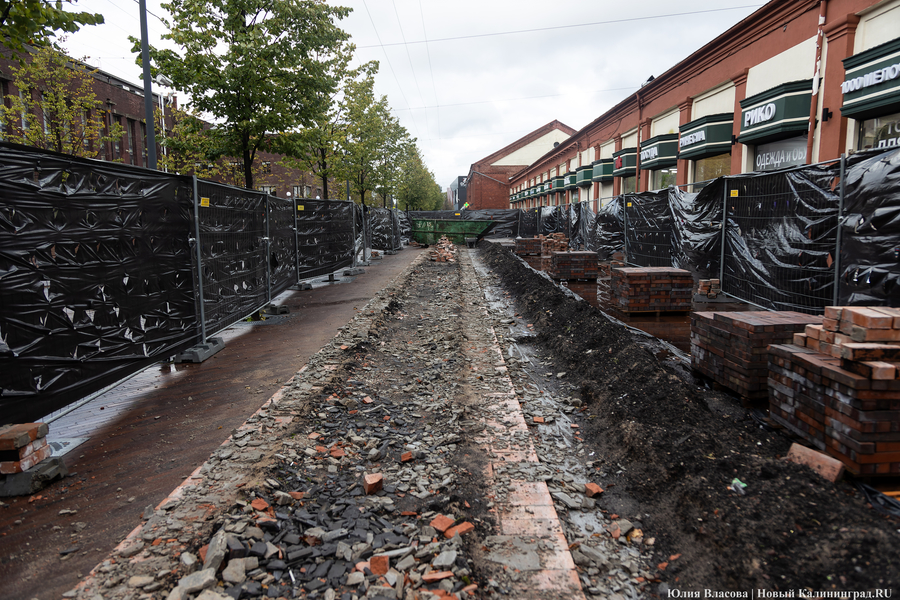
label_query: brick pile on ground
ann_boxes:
[540,233,568,255]
[610,267,693,313]
[0,423,51,475]
[548,251,599,281]
[514,238,543,256]
[696,279,721,298]
[428,235,456,263]
[769,306,900,475]
[691,311,823,401]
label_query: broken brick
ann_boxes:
[444,522,474,538]
[429,514,454,533]
[369,554,389,575]
[532,416,545,424]
[330,447,345,459]
[422,570,454,583]
[584,483,603,497]
[400,451,413,462]
[250,498,269,511]
[363,473,383,495]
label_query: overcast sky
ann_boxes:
[61,0,764,191]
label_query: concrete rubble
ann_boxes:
[67,247,658,600]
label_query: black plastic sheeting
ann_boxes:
[719,163,841,313]
[269,197,297,295]
[624,190,676,268]
[0,143,197,423]
[838,148,900,306]
[590,197,625,260]
[669,185,720,278]
[294,199,355,280]
[406,209,521,239]
[519,208,539,238]
[397,210,411,245]
[370,207,401,252]
[195,181,270,336]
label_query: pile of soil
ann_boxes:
[478,241,900,590]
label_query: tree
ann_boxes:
[341,74,386,206]
[0,45,123,157]
[396,145,444,211]
[372,112,412,208]
[0,1,103,55]
[154,104,222,179]
[141,0,351,190]
[275,58,377,201]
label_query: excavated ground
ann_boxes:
[52,242,900,600]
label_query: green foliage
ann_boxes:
[155,104,222,179]
[0,0,104,54]
[0,45,123,157]
[396,145,445,210]
[140,0,351,189]
[275,59,376,201]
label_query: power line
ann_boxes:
[391,0,429,136]
[391,85,640,112]
[418,0,440,140]
[359,5,764,49]
[361,0,420,137]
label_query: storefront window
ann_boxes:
[694,153,730,183]
[621,176,636,194]
[651,168,677,190]
[754,135,807,172]
[857,111,900,150]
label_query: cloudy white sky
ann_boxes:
[61,0,764,190]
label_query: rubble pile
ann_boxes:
[428,236,456,263]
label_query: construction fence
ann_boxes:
[2,142,898,423]
[0,143,383,423]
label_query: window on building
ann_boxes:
[0,80,8,140]
[693,153,730,183]
[621,176,636,194]
[857,111,900,151]
[126,118,136,164]
[19,88,29,131]
[258,185,276,196]
[651,168,677,190]
[141,122,148,166]
[262,161,272,174]
[112,115,121,159]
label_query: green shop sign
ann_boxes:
[678,113,733,160]
[738,79,812,145]
[841,37,900,120]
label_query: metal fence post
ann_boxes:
[265,196,272,305]
[833,153,847,306]
[351,200,358,268]
[623,197,629,264]
[192,175,207,344]
[293,196,300,285]
[719,181,728,283]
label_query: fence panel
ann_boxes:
[268,196,297,297]
[519,208,539,238]
[0,143,197,423]
[295,198,355,280]
[195,181,269,335]
[721,165,840,313]
[624,190,675,267]
[370,207,401,251]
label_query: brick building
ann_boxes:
[0,45,326,200]
[465,120,575,210]
[508,0,900,212]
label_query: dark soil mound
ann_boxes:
[479,240,900,590]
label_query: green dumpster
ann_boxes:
[410,219,497,245]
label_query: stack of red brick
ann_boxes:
[548,251,599,280]
[769,306,900,475]
[540,233,568,255]
[597,257,625,306]
[696,279,721,298]
[1,423,51,475]
[691,311,822,400]
[514,238,543,256]
[610,267,693,312]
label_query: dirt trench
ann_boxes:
[62,242,900,600]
